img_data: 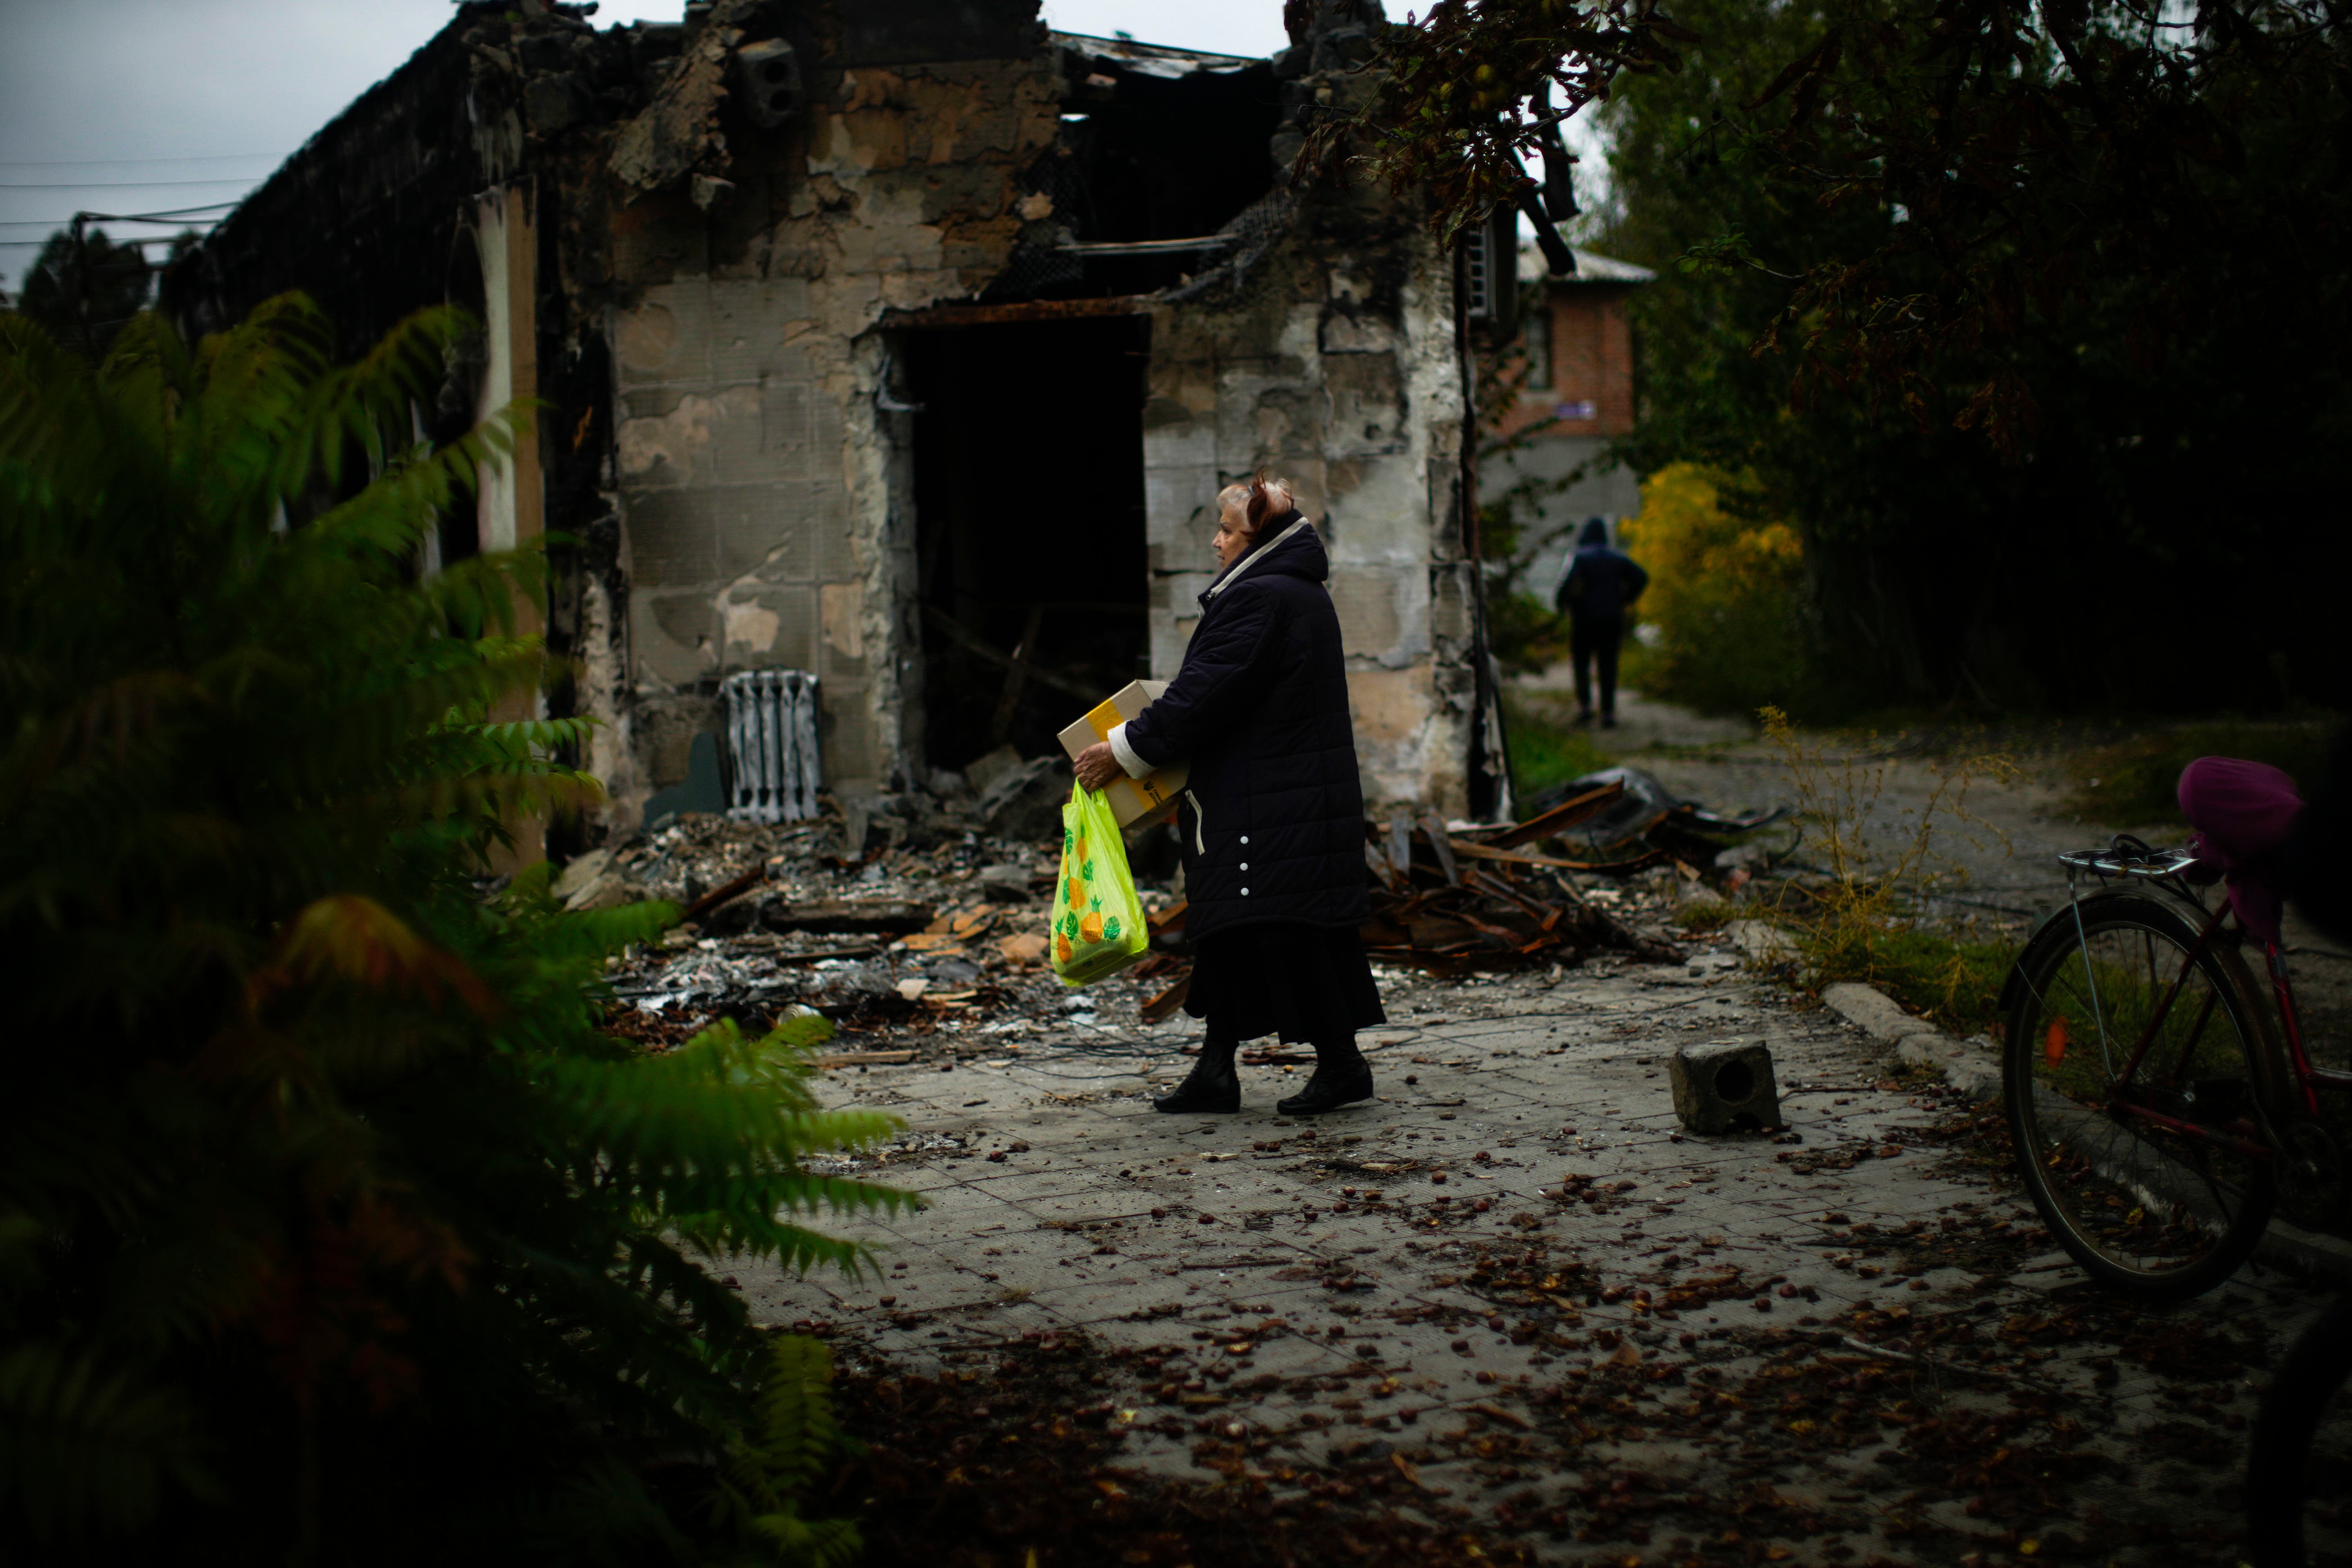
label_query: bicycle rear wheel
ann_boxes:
[2247,1291,2352,1567]
[2004,887,2279,1301]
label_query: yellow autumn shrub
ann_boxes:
[1618,463,1813,714]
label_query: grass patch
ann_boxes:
[1674,898,1738,935]
[2062,719,2336,825]
[1502,690,1613,800]
[1800,918,2014,1038]
[1753,706,2020,1038]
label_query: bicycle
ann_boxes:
[1999,820,2347,1302]
[1995,756,2352,1559]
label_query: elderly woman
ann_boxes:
[1072,474,1384,1116]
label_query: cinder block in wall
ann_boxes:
[1329,566,1429,669]
[1324,352,1404,456]
[822,696,878,793]
[1213,358,1310,462]
[614,279,715,387]
[633,592,718,686]
[611,385,762,489]
[1318,306,1397,355]
[623,488,720,587]
[1330,568,1401,660]
[819,581,868,681]
[1148,606,1200,680]
[1321,457,1423,561]
[761,379,813,455]
[1428,561,1476,644]
[635,691,724,789]
[1144,465,1218,548]
[701,389,772,486]
[1143,402,1216,470]
[709,279,812,382]
[718,582,816,668]
[716,487,817,581]
[813,506,859,581]
[713,481,843,581]
[621,386,689,420]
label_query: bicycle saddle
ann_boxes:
[2178,755,2305,943]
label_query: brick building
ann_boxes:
[1479,242,1654,599]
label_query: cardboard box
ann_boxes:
[1057,680,1189,828]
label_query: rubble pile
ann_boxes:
[570,794,1174,1052]
[1521,766,1791,868]
[1355,780,1700,977]
[572,771,1764,1056]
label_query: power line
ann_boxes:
[0,203,240,228]
[0,153,277,168]
[0,177,264,190]
[0,234,199,248]
[0,222,220,230]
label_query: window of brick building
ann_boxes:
[1522,303,1552,390]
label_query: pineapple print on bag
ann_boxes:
[1047,782,1149,987]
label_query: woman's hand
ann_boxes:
[1073,742,1124,793]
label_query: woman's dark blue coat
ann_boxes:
[1116,515,1370,943]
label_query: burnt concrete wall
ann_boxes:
[162,0,1487,828]
[1143,203,1473,817]
[601,26,1061,819]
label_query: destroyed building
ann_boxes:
[165,0,1535,855]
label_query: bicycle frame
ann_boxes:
[2073,891,2350,1154]
[2267,943,2352,1113]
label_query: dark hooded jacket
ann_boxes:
[1117,514,1369,942]
[1554,518,1649,623]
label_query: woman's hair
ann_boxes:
[1217,471,1296,540]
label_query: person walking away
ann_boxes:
[1071,474,1384,1116]
[1552,516,1649,727]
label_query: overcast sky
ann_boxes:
[0,0,1610,297]
[0,0,1293,293]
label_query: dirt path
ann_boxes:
[1508,676,2352,1062]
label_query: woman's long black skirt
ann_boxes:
[1182,921,1386,1044]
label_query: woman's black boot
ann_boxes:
[1154,1035,1240,1113]
[1277,1036,1373,1116]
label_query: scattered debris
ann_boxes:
[1357,782,1690,976]
[584,771,1776,1058]
[1522,766,1791,868]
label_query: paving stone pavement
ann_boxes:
[732,952,2341,1564]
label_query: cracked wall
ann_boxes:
[164,0,1486,831]
[1142,215,1473,819]
[604,31,1062,819]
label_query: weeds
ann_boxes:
[1502,689,1613,800]
[2062,719,2334,825]
[1675,896,1738,935]
[1758,707,2018,1035]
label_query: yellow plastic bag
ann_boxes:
[1050,782,1149,987]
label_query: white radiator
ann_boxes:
[721,669,821,823]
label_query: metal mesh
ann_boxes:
[1158,185,1297,307]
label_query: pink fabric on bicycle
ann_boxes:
[2177,756,2303,944]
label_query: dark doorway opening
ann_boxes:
[907,313,1150,774]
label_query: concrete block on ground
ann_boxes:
[1820,981,1916,1042]
[1669,1039,1783,1135]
